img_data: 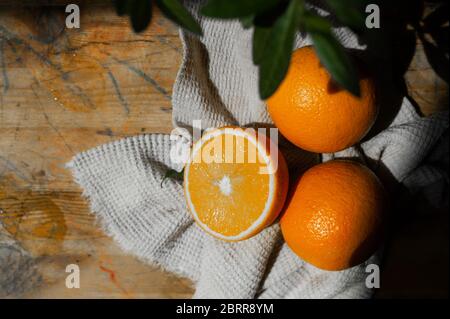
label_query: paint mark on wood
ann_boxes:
[1,26,100,112]
[96,128,114,137]
[0,155,31,183]
[155,35,182,54]
[0,224,42,297]
[26,7,66,45]
[31,85,75,155]
[160,106,172,113]
[99,264,130,297]
[111,56,171,100]
[0,40,9,94]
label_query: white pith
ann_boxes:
[216,175,232,196]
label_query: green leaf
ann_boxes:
[156,0,203,35]
[201,0,280,19]
[130,0,153,33]
[253,0,290,28]
[161,168,184,187]
[252,26,272,65]
[240,15,254,29]
[326,0,366,31]
[258,0,302,99]
[303,13,360,96]
[299,11,331,33]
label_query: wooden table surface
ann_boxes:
[0,2,448,298]
[0,2,193,298]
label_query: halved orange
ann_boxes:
[184,127,289,241]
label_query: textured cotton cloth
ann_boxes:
[67,1,449,298]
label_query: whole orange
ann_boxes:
[267,46,377,153]
[280,160,385,271]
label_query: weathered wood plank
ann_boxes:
[1,4,193,298]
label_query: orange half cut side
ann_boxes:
[184,127,289,241]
